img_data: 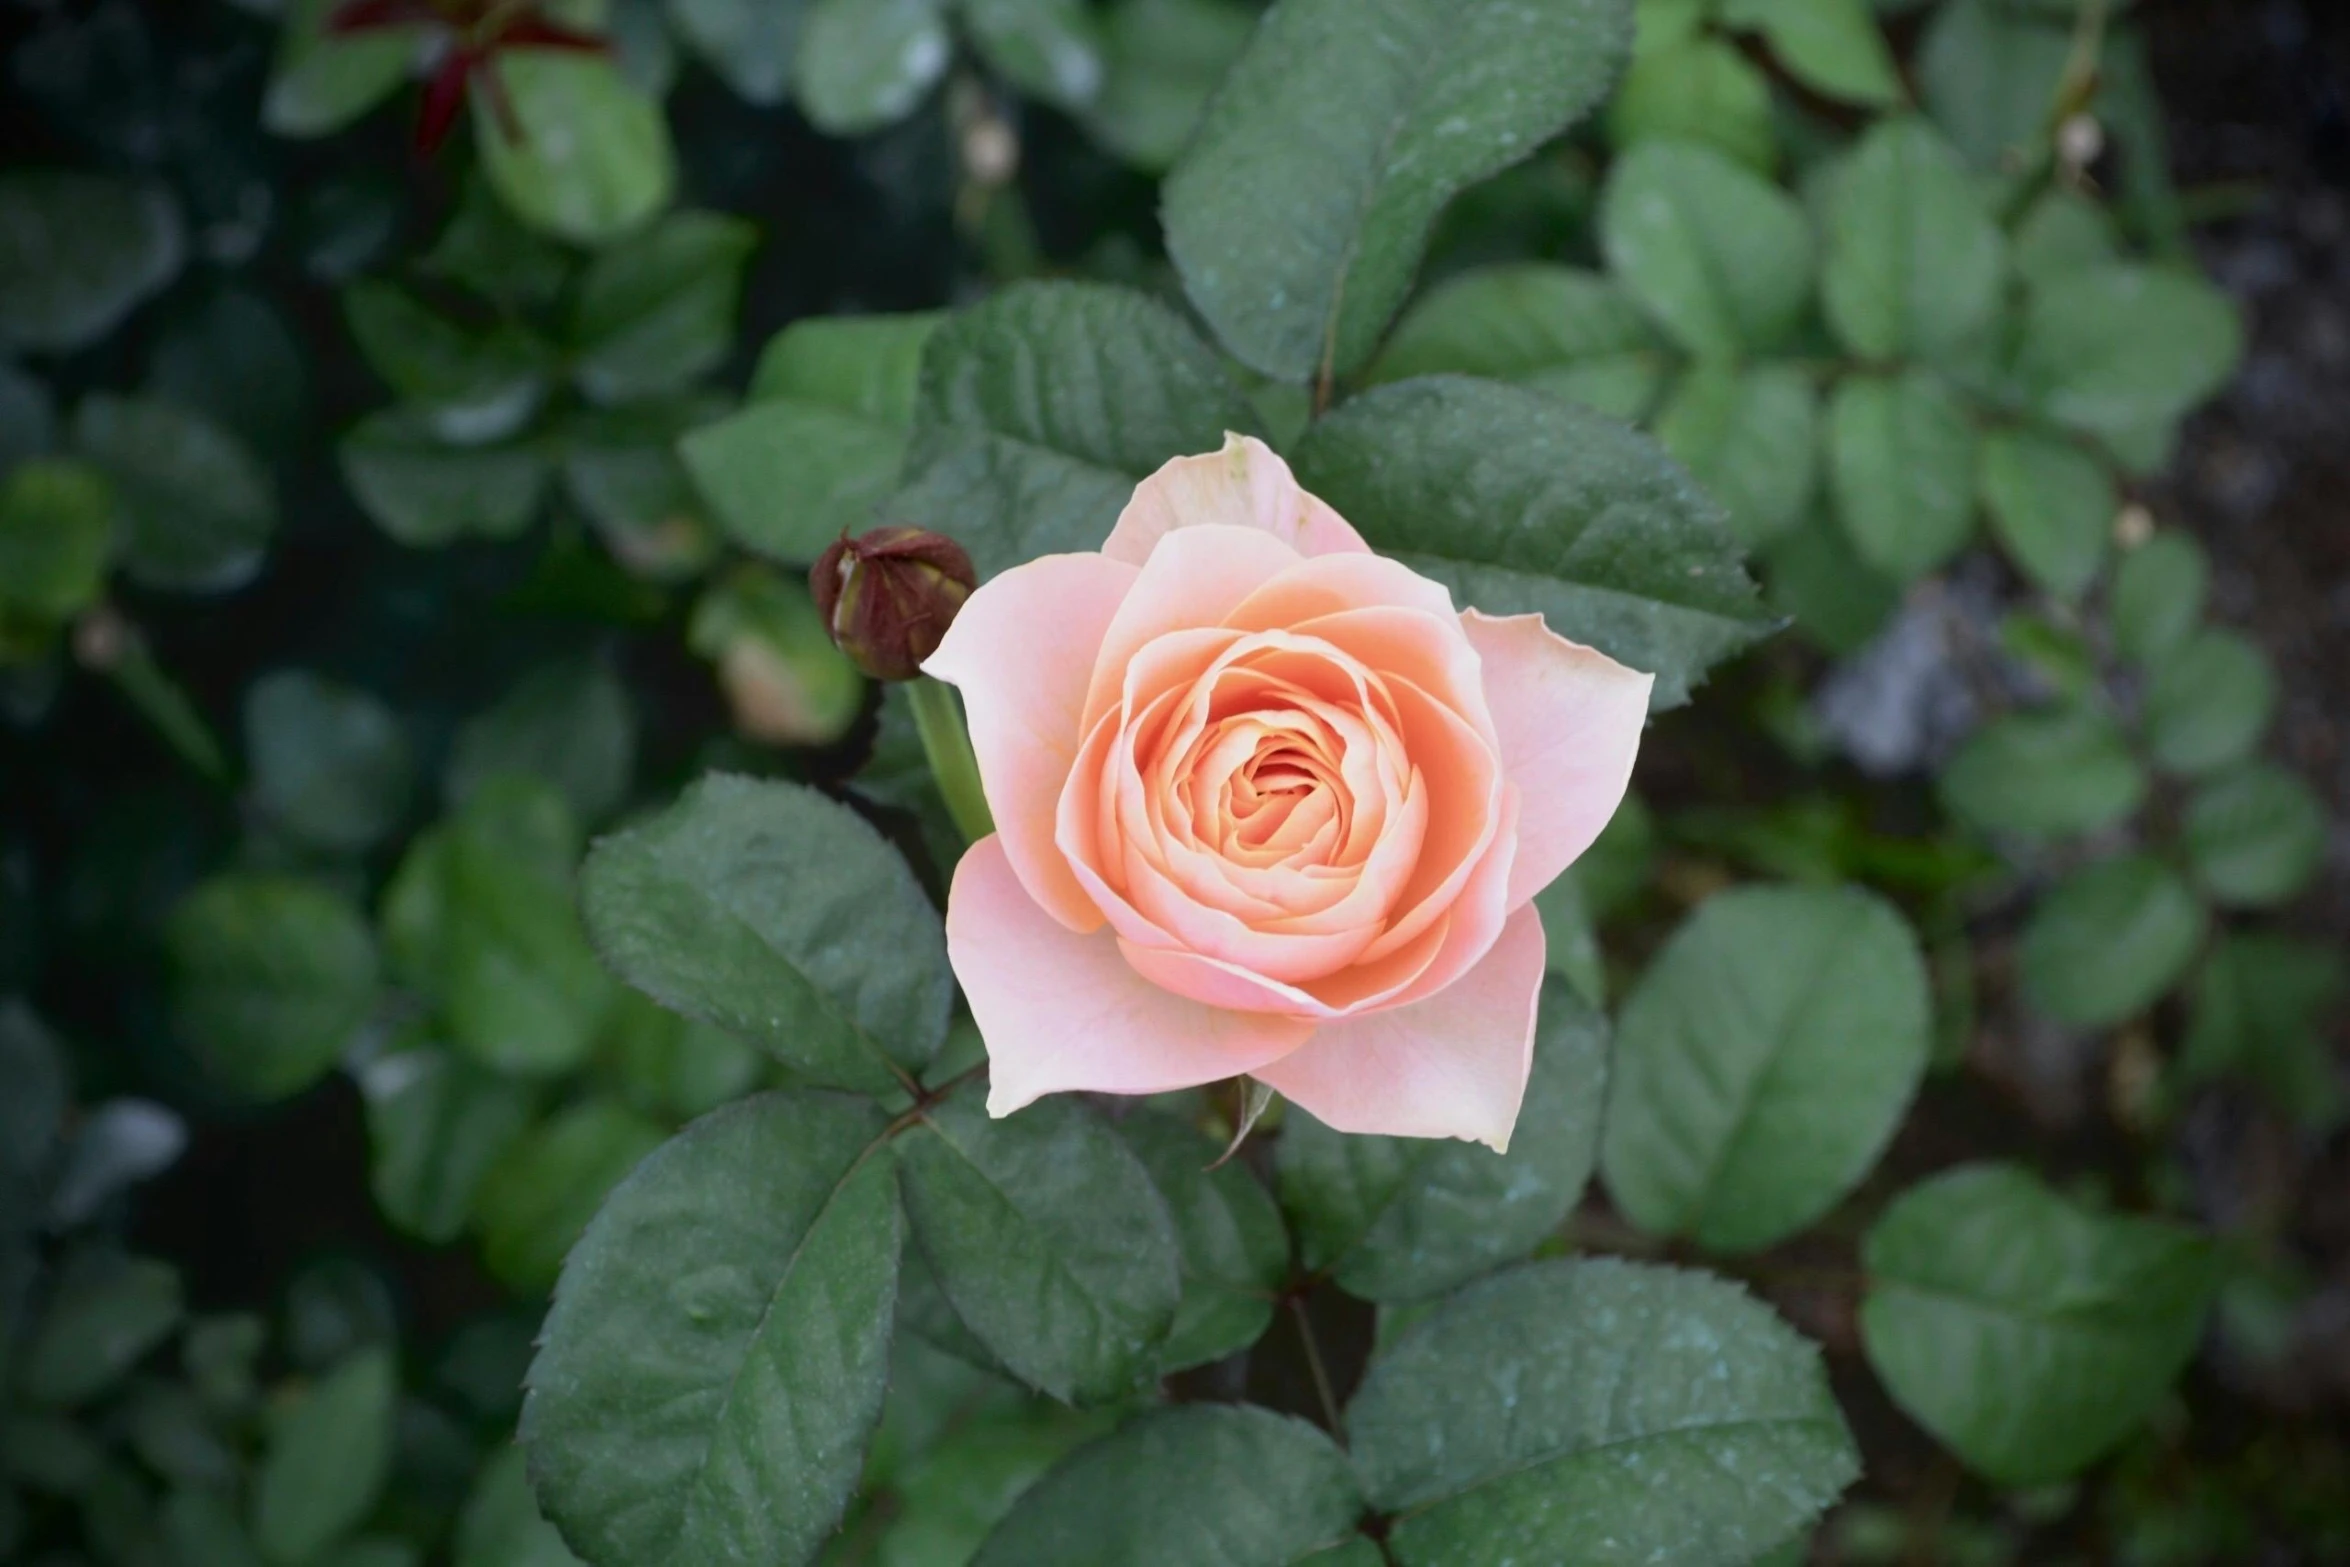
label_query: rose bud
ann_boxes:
[811,526,978,682]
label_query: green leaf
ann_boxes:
[1290,376,1773,709]
[341,282,548,444]
[423,175,574,310]
[0,171,182,354]
[793,0,951,133]
[447,656,637,827]
[960,0,1106,110]
[1601,884,1929,1253]
[1534,869,1608,1007]
[166,875,379,1102]
[72,394,277,594]
[898,1090,1182,1403]
[2019,853,2207,1028]
[1086,0,1258,171]
[1827,370,1979,583]
[679,312,940,563]
[572,212,757,404]
[559,398,726,578]
[868,1403,1118,1565]
[1599,140,1813,359]
[1860,1163,2216,1485]
[476,52,676,246]
[580,774,952,1092]
[244,671,415,855]
[1820,117,2005,364]
[126,1383,234,1486]
[133,287,299,441]
[2180,936,2346,1133]
[1977,428,2113,599]
[1762,507,1899,654]
[1352,1258,1858,1565]
[1654,362,1820,546]
[597,990,764,1121]
[265,0,419,138]
[1370,265,1667,419]
[523,1093,902,1567]
[160,1487,264,1567]
[1938,705,2144,841]
[473,1098,668,1292]
[455,1445,581,1567]
[1915,0,2072,170]
[382,777,615,1078]
[357,1044,533,1245]
[1109,1112,1288,1374]
[254,1346,397,1565]
[1162,0,1629,382]
[2142,628,2274,779]
[2013,188,2121,285]
[2109,532,2207,667]
[339,410,549,546]
[0,1002,70,1196]
[670,0,807,103]
[19,1252,183,1408]
[1280,979,1608,1302]
[688,563,865,746]
[1720,0,1902,105]
[2181,762,2326,910]
[891,282,1260,576]
[2015,265,2243,457]
[0,357,55,472]
[0,459,113,623]
[974,1406,1363,1565]
[1606,39,1778,172]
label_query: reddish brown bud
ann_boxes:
[810,526,978,682]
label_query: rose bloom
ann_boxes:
[924,435,1651,1150]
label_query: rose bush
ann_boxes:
[928,434,1651,1148]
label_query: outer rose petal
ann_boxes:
[948,836,1315,1116]
[924,552,1138,933]
[1461,610,1654,911]
[1102,433,1367,567]
[1253,903,1547,1151]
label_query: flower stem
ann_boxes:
[908,676,994,845]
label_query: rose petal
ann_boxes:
[924,552,1138,933]
[1460,610,1654,910]
[1254,902,1547,1151]
[1102,433,1367,568]
[1224,549,1458,630]
[947,836,1315,1115]
[1082,523,1302,727]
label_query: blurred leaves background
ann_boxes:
[2,0,2347,1563]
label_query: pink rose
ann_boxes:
[924,435,1652,1150]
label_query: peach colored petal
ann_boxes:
[1354,675,1501,963]
[1254,903,1548,1151]
[1460,610,1654,910]
[1224,549,1458,630]
[1290,606,1496,747]
[1081,524,1301,727]
[924,552,1138,933]
[1342,786,1520,1015]
[1102,433,1368,568]
[947,836,1314,1115]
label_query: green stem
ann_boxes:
[908,676,994,845]
[110,639,229,783]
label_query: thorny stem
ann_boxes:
[1290,1294,1346,1447]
